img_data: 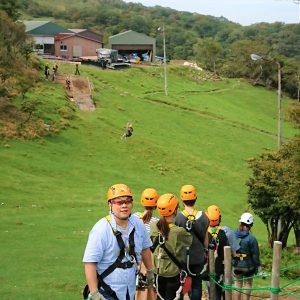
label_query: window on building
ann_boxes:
[60,45,67,51]
[33,44,44,54]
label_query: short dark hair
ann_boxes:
[183,200,196,206]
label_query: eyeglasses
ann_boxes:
[111,199,133,206]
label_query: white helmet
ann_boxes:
[239,212,254,225]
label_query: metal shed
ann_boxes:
[109,30,156,62]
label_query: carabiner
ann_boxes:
[129,255,136,263]
[180,270,188,283]
[186,219,193,231]
[158,234,165,245]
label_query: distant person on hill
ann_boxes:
[121,123,133,140]
[66,77,71,91]
[205,205,229,300]
[82,183,154,300]
[174,185,209,300]
[75,63,80,75]
[133,188,159,300]
[52,64,58,81]
[232,213,260,300]
[44,64,50,80]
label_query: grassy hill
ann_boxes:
[0,62,297,299]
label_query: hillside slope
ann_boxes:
[0,62,296,299]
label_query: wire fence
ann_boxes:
[209,261,300,299]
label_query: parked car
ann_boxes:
[154,56,170,63]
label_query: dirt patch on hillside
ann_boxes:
[56,74,95,112]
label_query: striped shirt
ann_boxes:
[133,212,158,234]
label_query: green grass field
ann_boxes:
[0,62,298,299]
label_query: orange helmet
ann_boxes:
[206,205,221,227]
[180,185,197,201]
[107,184,132,202]
[157,193,178,217]
[141,188,159,207]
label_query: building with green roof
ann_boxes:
[109,30,156,62]
[23,21,71,55]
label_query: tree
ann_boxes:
[194,38,222,73]
[221,39,270,79]
[0,10,39,100]
[0,0,21,20]
[247,138,300,248]
[287,102,300,128]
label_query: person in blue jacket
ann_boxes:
[232,212,260,300]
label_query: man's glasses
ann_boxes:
[111,199,133,206]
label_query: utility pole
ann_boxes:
[162,24,168,96]
[277,62,282,148]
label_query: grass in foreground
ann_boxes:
[0,62,297,299]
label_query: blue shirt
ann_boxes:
[222,226,240,252]
[83,213,152,300]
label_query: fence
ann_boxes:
[209,241,300,299]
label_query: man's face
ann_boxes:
[110,196,133,220]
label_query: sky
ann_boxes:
[123,0,300,26]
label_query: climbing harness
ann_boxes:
[182,209,198,231]
[208,226,222,259]
[83,215,137,300]
[181,210,208,277]
[235,253,248,261]
[153,223,188,300]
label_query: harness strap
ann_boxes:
[235,253,248,260]
[155,236,187,300]
[97,274,119,300]
[128,227,137,262]
[83,216,136,300]
[150,223,175,253]
[161,242,186,271]
[156,227,185,272]
[181,210,204,244]
[180,212,208,277]
[208,226,222,239]
[182,209,198,220]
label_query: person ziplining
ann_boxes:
[121,122,134,140]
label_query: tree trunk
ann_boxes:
[294,227,300,247]
[268,218,292,249]
[277,220,293,249]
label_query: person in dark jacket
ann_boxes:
[174,185,209,300]
[232,212,260,300]
[44,64,50,80]
[205,205,229,300]
[121,123,133,140]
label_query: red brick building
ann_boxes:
[54,29,103,59]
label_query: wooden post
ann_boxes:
[224,246,232,300]
[209,248,216,300]
[270,241,282,300]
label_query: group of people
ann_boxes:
[83,184,260,300]
[44,63,58,81]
